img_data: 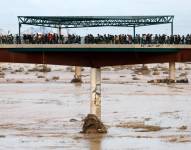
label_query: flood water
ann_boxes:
[0,64,191,150]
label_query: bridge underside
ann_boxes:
[0,48,191,67]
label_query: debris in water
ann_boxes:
[102,78,110,81]
[178,126,188,130]
[70,119,78,122]
[162,135,191,143]
[116,121,167,132]
[52,76,60,81]
[176,78,189,83]
[0,135,6,138]
[15,68,24,72]
[81,114,107,134]
[37,75,45,78]
[152,71,160,75]
[134,66,151,75]
[16,80,24,83]
[71,78,82,83]
[179,73,188,77]
[45,78,49,82]
[148,79,175,84]
[0,72,5,78]
[28,65,51,72]
[148,78,189,84]
[132,77,140,80]
[120,75,126,78]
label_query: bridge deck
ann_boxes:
[1,44,191,53]
[0,44,191,67]
[1,44,191,49]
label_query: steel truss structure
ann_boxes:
[17,16,174,39]
[18,16,174,28]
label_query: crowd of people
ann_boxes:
[0,33,81,44]
[0,33,191,45]
[0,34,15,44]
[85,34,191,44]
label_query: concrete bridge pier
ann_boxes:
[169,62,176,82]
[90,68,101,119]
[81,68,107,134]
[71,66,82,83]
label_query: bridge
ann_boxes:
[0,44,191,67]
[1,15,190,133]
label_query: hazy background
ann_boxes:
[0,0,190,35]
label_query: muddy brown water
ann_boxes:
[0,66,191,150]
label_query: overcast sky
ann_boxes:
[0,0,190,35]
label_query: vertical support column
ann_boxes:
[171,22,174,36]
[90,68,101,119]
[75,66,81,81]
[133,26,136,43]
[169,62,176,81]
[71,66,82,83]
[58,26,62,44]
[81,67,107,134]
[19,23,21,44]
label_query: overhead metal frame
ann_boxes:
[17,16,174,42]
